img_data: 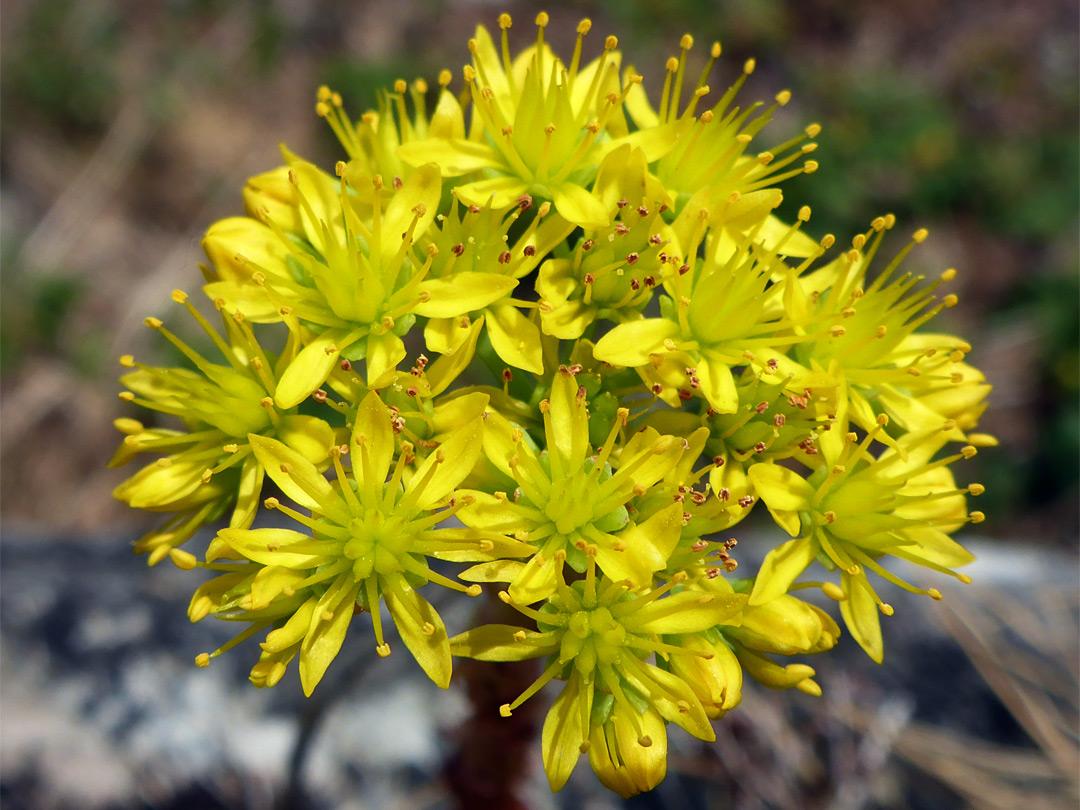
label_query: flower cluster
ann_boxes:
[112,12,992,798]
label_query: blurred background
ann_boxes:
[1,1,1077,809]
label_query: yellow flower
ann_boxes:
[748,411,983,661]
[458,369,687,603]
[192,390,530,693]
[112,291,335,566]
[624,35,821,231]
[418,195,573,374]
[315,78,463,182]
[396,14,667,227]
[642,368,834,507]
[593,211,832,413]
[778,220,991,440]
[535,146,687,340]
[205,152,518,399]
[450,557,745,794]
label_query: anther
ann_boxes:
[195,653,210,668]
[969,511,985,524]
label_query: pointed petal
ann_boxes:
[299,580,360,695]
[547,371,590,470]
[413,273,518,318]
[365,331,406,387]
[698,356,738,413]
[248,434,340,515]
[592,319,679,367]
[383,575,452,688]
[275,330,355,409]
[542,674,586,792]
[840,572,884,663]
[486,303,544,374]
[449,623,557,662]
[219,527,332,569]
[229,455,265,529]
[407,416,485,510]
[747,463,814,536]
[351,390,396,487]
[277,415,336,467]
[550,182,610,230]
[396,138,506,175]
[748,534,817,605]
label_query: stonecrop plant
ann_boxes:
[112,12,994,798]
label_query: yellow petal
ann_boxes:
[397,138,506,175]
[547,371,590,470]
[748,534,817,605]
[382,575,452,688]
[229,455,265,529]
[275,330,356,409]
[747,463,814,535]
[351,390,396,488]
[486,304,544,374]
[428,90,466,139]
[840,572,884,663]
[414,273,518,318]
[449,623,557,661]
[604,503,683,584]
[219,527,332,569]
[751,214,821,257]
[542,674,586,792]
[550,182,610,230]
[248,433,341,516]
[698,356,739,414]
[458,560,526,584]
[619,658,714,742]
[453,176,530,208]
[299,580,360,695]
[407,416,485,510]
[365,331,406,387]
[423,316,472,356]
[277,415,335,467]
[380,163,441,265]
[592,319,679,367]
[282,149,343,253]
[626,590,746,635]
[427,316,484,396]
[508,552,558,604]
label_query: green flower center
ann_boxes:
[344,509,411,578]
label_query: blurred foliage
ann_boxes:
[1,0,121,132]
